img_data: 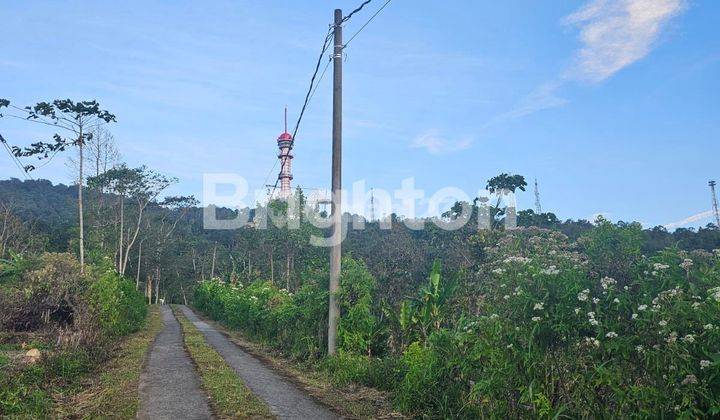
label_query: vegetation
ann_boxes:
[194,221,720,418]
[0,253,147,416]
[174,307,274,419]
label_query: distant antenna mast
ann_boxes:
[370,188,375,222]
[534,178,542,214]
[710,180,720,228]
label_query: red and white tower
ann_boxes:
[277,108,294,199]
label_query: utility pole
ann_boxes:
[534,178,542,214]
[328,8,343,356]
[710,180,720,228]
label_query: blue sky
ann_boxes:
[1,0,718,228]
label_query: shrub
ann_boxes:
[88,270,147,337]
[337,257,377,355]
[0,253,87,332]
[195,278,328,359]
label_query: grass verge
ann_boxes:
[173,306,274,420]
[54,305,163,418]
[190,308,402,419]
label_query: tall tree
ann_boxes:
[0,99,115,273]
[486,173,527,229]
[88,165,175,275]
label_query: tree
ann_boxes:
[0,99,116,273]
[486,173,527,229]
[87,165,175,275]
[518,209,560,228]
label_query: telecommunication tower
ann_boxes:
[710,180,720,228]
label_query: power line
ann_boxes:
[341,0,372,23]
[0,134,32,180]
[344,0,392,48]
[308,58,332,106]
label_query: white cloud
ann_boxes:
[563,0,685,82]
[410,131,473,155]
[500,0,685,121]
[496,81,569,121]
[664,210,713,230]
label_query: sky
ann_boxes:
[1,0,718,228]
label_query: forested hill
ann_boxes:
[2,177,719,301]
[2,178,719,254]
[0,178,77,224]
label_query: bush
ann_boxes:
[195,278,328,359]
[0,253,87,332]
[194,256,379,360]
[390,229,720,418]
[88,270,147,337]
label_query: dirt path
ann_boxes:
[137,305,213,420]
[178,305,338,420]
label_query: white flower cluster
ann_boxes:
[492,268,505,275]
[708,287,720,303]
[584,337,600,347]
[532,316,542,322]
[577,289,590,302]
[600,276,617,290]
[605,331,618,339]
[700,360,711,370]
[680,258,694,271]
[540,265,560,275]
[653,263,670,271]
[680,334,695,344]
[504,256,531,265]
[587,312,599,326]
[681,374,698,385]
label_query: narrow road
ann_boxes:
[138,305,213,420]
[178,305,338,420]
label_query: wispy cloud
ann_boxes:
[563,0,685,82]
[495,81,569,121]
[410,130,473,155]
[503,0,686,119]
[664,210,713,229]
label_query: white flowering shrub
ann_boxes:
[401,229,720,417]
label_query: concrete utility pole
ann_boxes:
[328,8,343,356]
[710,180,720,228]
